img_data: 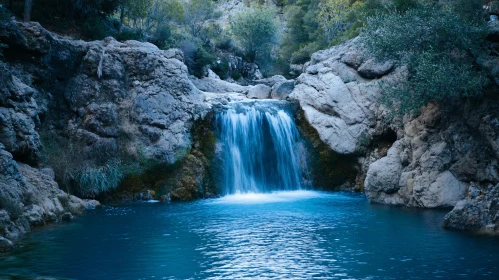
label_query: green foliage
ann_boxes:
[360,4,489,115]
[81,17,113,40]
[230,7,279,72]
[181,0,219,37]
[361,4,486,62]
[116,28,143,41]
[231,68,242,80]
[279,0,326,68]
[318,0,351,42]
[180,40,215,78]
[73,160,124,198]
[211,58,230,80]
[31,0,121,22]
[451,0,490,21]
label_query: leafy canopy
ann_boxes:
[230,7,280,64]
[360,3,488,115]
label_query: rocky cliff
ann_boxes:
[0,19,214,249]
[290,31,499,233]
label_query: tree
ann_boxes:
[182,0,219,37]
[230,8,279,63]
[360,3,488,115]
[278,0,326,67]
[317,0,350,42]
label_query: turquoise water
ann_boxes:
[1,191,499,279]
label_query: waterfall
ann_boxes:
[216,101,307,195]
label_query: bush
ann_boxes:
[81,17,114,40]
[116,28,143,41]
[360,4,488,115]
[230,8,280,65]
[72,160,124,198]
[231,68,242,80]
[211,57,230,80]
[180,39,215,78]
[149,24,173,49]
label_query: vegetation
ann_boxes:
[230,7,280,74]
[360,3,489,115]
[3,0,494,110]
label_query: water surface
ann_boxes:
[1,191,499,279]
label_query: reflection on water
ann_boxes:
[1,191,499,279]
[211,190,322,204]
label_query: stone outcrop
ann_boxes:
[0,143,98,251]
[290,38,390,155]
[0,19,212,248]
[191,75,250,94]
[291,37,499,212]
[1,20,209,165]
[444,184,499,233]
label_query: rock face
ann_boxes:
[291,37,499,211]
[444,184,499,233]
[290,38,389,155]
[0,20,211,248]
[0,143,98,251]
[0,20,209,165]
[191,75,250,94]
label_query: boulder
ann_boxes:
[253,75,287,87]
[444,184,499,233]
[291,69,370,154]
[247,84,271,99]
[271,80,295,100]
[365,141,404,203]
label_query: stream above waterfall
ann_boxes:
[2,191,499,279]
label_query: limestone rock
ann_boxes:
[0,144,93,251]
[357,59,394,79]
[293,36,499,215]
[444,184,499,233]
[271,80,295,100]
[365,141,403,203]
[247,84,271,99]
[191,76,249,94]
[253,75,288,87]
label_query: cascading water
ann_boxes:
[216,101,308,195]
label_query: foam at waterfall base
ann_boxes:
[212,190,325,205]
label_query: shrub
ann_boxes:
[360,4,488,115]
[231,68,242,80]
[180,39,215,78]
[81,17,114,40]
[211,57,230,80]
[230,7,280,64]
[72,160,124,198]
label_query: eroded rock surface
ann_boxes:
[0,20,211,248]
[444,184,499,233]
[291,37,499,211]
[0,143,98,251]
